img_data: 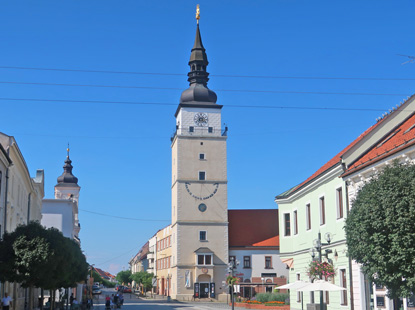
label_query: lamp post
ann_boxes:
[228,258,239,310]
[310,232,332,310]
[89,264,95,300]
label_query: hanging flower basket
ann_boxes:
[226,275,239,285]
[306,261,336,280]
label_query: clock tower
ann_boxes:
[170,14,229,301]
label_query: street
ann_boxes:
[93,288,232,310]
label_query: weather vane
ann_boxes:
[196,4,200,24]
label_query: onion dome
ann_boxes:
[56,147,79,187]
[179,23,217,104]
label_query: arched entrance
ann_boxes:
[197,274,211,298]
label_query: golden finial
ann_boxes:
[67,143,70,157]
[196,4,200,24]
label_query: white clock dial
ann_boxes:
[194,113,209,127]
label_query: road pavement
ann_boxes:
[93,288,232,310]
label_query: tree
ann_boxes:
[0,221,88,310]
[131,271,154,295]
[116,270,132,285]
[345,162,415,308]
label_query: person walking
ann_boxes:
[1,293,12,310]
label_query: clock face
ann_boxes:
[194,113,209,127]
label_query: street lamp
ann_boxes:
[228,258,240,310]
[310,232,332,310]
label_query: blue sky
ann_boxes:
[0,0,414,274]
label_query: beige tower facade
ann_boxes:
[170,21,229,301]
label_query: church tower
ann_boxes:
[171,7,229,300]
[54,147,81,237]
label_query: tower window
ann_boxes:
[199,171,206,181]
[199,153,205,160]
[189,126,194,133]
[208,127,213,133]
[199,231,207,241]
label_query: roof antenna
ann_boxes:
[397,54,415,65]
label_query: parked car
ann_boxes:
[92,285,101,295]
[123,287,132,293]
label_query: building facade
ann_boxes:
[341,95,415,310]
[170,19,229,301]
[228,210,288,299]
[156,225,172,296]
[41,149,83,302]
[276,94,415,310]
[0,133,45,310]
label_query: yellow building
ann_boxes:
[156,225,172,297]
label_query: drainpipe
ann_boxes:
[27,193,31,223]
[3,167,9,233]
[345,180,355,310]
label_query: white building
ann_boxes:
[41,148,82,301]
[341,95,415,310]
[0,132,45,310]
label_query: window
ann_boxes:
[296,274,301,302]
[243,256,251,268]
[320,197,325,225]
[376,296,385,307]
[199,231,207,241]
[306,204,311,230]
[340,269,347,305]
[199,171,206,181]
[189,126,194,133]
[197,254,212,265]
[293,210,298,235]
[208,127,213,133]
[336,188,344,219]
[284,213,291,236]
[199,153,205,160]
[265,256,272,269]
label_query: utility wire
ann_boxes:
[79,208,170,222]
[1,65,414,81]
[94,246,139,267]
[0,97,412,112]
[0,80,409,97]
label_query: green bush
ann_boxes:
[256,293,289,303]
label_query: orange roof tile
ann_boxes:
[343,113,415,176]
[228,209,279,247]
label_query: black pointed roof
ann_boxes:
[56,152,79,188]
[177,23,221,115]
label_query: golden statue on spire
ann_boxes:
[196,4,200,24]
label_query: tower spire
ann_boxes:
[179,5,217,104]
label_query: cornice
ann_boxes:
[276,163,344,204]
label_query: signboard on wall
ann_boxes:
[210,283,215,298]
[194,283,199,298]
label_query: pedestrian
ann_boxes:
[1,293,12,310]
[70,294,74,309]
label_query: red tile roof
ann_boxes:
[228,209,279,247]
[276,118,385,199]
[343,113,415,176]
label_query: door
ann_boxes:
[200,283,209,298]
